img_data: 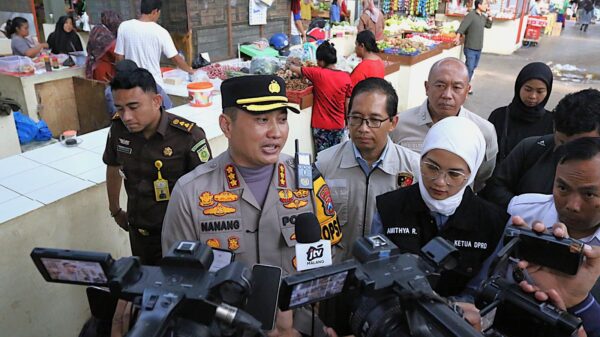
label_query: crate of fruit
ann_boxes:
[286,85,313,104]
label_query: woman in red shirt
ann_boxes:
[291,41,353,153]
[350,30,385,87]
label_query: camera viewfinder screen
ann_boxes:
[41,258,108,284]
[289,271,348,307]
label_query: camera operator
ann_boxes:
[514,220,600,337]
[505,137,600,336]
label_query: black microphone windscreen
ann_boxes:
[295,212,321,243]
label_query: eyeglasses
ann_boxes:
[348,115,391,128]
[420,160,469,187]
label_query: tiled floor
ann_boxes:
[0,128,109,223]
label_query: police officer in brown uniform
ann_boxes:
[103,67,211,265]
[162,75,339,336]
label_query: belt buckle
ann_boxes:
[137,228,150,236]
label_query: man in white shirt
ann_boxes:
[115,0,194,87]
[508,137,600,247]
[390,57,498,191]
[507,137,600,336]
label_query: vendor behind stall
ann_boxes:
[85,10,123,82]
[4,17,48,57]
[47,16,83,55]
[358,0,385,40]
[350,30,385,86]
[330,0,341,23]
[290,41,352,153]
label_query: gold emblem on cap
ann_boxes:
[268,80,281,94]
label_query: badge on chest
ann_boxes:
[153,160,170,202]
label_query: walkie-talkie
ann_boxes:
[295,139,313,189]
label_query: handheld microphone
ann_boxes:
[295,212,332,271]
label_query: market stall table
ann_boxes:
[0,66,85,118]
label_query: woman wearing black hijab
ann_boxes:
[47,16,83,54]
[488,62,554,164]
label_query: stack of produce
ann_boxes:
[384,16,435,36]
[202,64,245,80]
[276,57,313,91]
[377,37,430,56]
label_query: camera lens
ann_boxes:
[350,293,410,337]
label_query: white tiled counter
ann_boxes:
[0,95,314,336]
[0,128,108,222]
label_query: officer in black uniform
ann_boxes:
[103,67,211,265]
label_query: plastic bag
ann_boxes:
[250,57,280,75]
[34,120,52,141]
[13,111,38,144]
[13,111,52,144]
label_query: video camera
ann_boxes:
[31,241,281,337]
[279,234,483,337]
[475,225,585,337]
[278,231,583,337]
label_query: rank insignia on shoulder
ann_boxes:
[397,172,414,188]
[278,163,286,187]
[225,165,240,189]
[170,118,195,132]
[163,147,173,157]
[203,203,237,216]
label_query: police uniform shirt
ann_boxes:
[389,100,498,192]
[316,138,420,259]
[161,151,341,276]
[508,193,600,246]
[103,109,212,232]
[376,183,508,297]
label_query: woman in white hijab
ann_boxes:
[372,116,508,297]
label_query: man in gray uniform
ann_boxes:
[390,58,498,191]
[316,78,420,259]
[162,74,339,336]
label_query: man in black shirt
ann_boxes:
[482,89,600,209]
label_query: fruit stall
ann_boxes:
[440,0,531,55]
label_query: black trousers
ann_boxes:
[129,228,162,265]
